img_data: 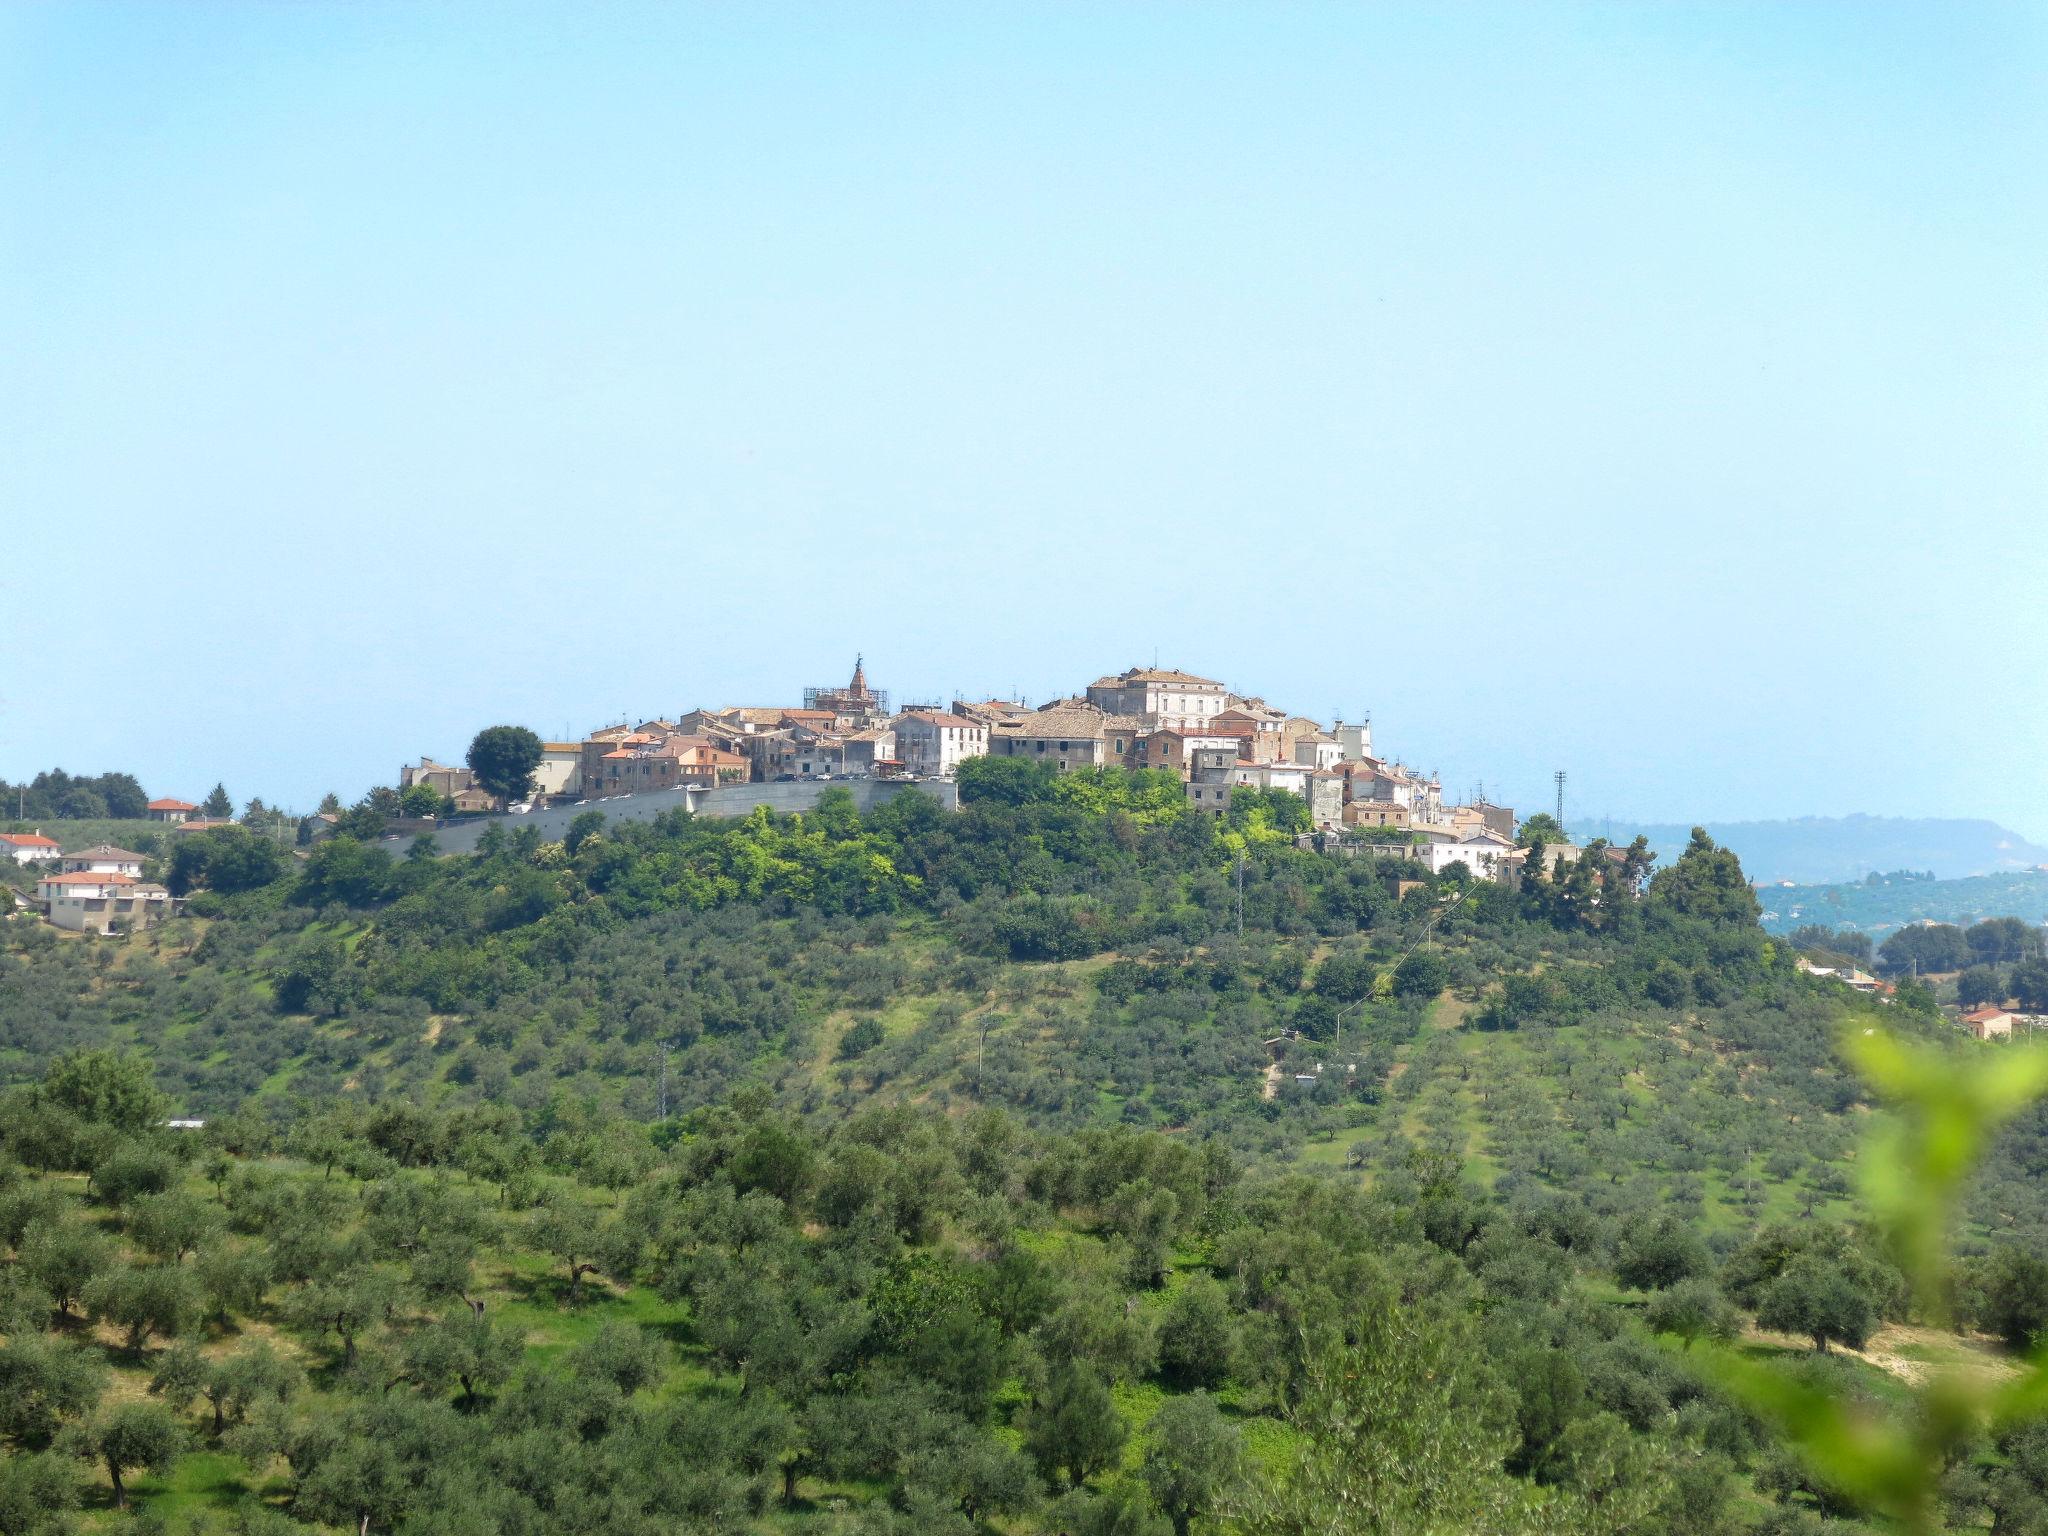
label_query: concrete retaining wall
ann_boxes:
[385,779,959,857]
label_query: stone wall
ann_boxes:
[387,779,959,857]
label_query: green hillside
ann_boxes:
[6,764,2048,1534]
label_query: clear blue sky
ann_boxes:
[4,3,2043,834]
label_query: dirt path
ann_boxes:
[1262,1062,1283,1102]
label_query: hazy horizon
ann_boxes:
[5,3,2042,834]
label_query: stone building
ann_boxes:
[990,699,1113,772]
[1084,667,1230,731]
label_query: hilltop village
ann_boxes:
[399,659,1541,884]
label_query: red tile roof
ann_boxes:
[40,871,139,887]
[1,833,60,848]
[147,798,198,811]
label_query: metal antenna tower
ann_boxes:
[1554,771,1567,831]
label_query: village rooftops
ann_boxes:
[65,844,147,862]
[897,711,978,729]
[39,870,142,887]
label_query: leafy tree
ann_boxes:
[1021,1361,1127,1490]
[1645,1277,1740,1350]
[1970,1247,2048,1351]
[1958,964,2007,1009]
[907,1428,1042,1526]
[89,1143,175,1207]
[40,1048,166,1132]
[293,837,397,908]
[564,1321,669,1396]
[402,1308,523,1403]
[1755,1256,1878,1353]
[0,1450,80,1536]
[20,1220,115,1318]
[1723,1223,1900,1349]
[1614,1211,1710,1292]
[1502,1347,1584,1478]
[1877,924,1971,977]
[466,726,544,804]
[203,783,233,818]
[1156,1275,1236,1390]
[0,1333,107,1444]
[290,1265,400,1367]
[529,1195,628,1302]
[1141,1392,1244,1536]
[1790,925,1873,962]
[1056,1481,1172,1536]
[2015,960,2048,1014]
[79,1401,184,1507]
[956,755,1056,806]
[128,1191,226,1264]
[1392,950,1449,999]
[1240,1304,1529,1536]
[398,783,444,820]
[839,1018,886,1059]
[168,825,290,896]
[1969,917,2044,967]
[1646,829,1760,927]
[83,1264,201,1353]
[565,809,606,854]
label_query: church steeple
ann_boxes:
[849,654,868,698]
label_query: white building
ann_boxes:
[58,844,147,877]
[1332,719,1375,761]
[532,743,583,802]
[1417,828,1519,883]
[1230,761,1314,796]
[1085,667,1230,731]
[0,832,62,866]
[892,712,988,777]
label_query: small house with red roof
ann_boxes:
[147,798,199,823]
[1963,1006,2018,1041]
[0,831,62,866]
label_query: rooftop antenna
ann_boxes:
[1554,770,1567,831]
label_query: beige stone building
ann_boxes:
[400,758,477,798]
[991,699,1113,771]
[36,871,172,933]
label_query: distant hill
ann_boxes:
[1754,869,2048,938]
[1576,814,2048,886]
